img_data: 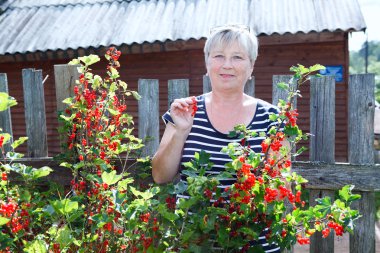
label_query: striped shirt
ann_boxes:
[163,94,281,252]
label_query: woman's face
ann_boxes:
[206,41,254,92]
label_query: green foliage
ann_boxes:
[0,54,362,252]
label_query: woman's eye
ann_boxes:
[233,55,243,60]
[214,55,224,58]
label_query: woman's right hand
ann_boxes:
[170,97,197,132]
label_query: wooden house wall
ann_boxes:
[0,32,348,161]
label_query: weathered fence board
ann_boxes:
[22,69,48,157]
[54,64,80,113]
[138,79,159,157]
[168,79,189,109]
[348,74,376,253]
[309,76,336,252]
[291,162,380,191]
[0,73,13,152]
[272,74,294,253]
[310,76,335,163]
[272,75,295,108]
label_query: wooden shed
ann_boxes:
[0,0,366,161]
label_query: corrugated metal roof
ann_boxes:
[0,0,366,55]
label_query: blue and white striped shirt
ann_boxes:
[163,94,281,252]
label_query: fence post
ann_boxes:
[22,69,48,157]
[244,78,255,97]
[309,75,336,253]
[0,73,13,153]
[168,79,189,109]
[202,75,255,96]
[138,79,159,157]
[54,64,80,151]
[203,75,211,93]
[54,64,80,114]
[348,74,375,253]
[272,75,296,108]
[272,75,295,253]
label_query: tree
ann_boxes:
[349,41,380,102]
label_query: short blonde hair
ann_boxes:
[204,24,258,64]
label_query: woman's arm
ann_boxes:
[152,97,196,184]
[152,123,190,184]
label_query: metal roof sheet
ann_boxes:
[0,0,366,55]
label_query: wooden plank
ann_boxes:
[272,75,295,253]
[168,79,189,109]
[244,77,255,97]
[54,64,79,114]
[22,69,48,157]
[348,74,376,253]
[272,75,294,108]
[53,64,80,152]
[0,73,13,153]
[291,162,380,191]
[309,76,335,253]
[203,75,211,93]
[310,76,335,163]
[138,79,159,156]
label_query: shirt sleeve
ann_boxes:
[162,110,174,125]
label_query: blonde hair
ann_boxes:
[204,24,258,64]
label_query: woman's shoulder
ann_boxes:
[255,98,280,114]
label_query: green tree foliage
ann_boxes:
[349,40,380,102]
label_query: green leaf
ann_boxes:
[119,80,128,91]
[101,170,122,186]
[92,75,102,88]
[310,64,326,72]
[107,108,119,116]
[68,59,80,65]
[131,91,141,100]
[20,189,31,202]
[79,54,100,66]
[0,92,17,111]
[56,226,73,248]
[129,186,158,200]
[338,185,361,203]
[24,239,47,253]
[0,133,11,145]
[59,162,73,169]
[62,97,73,105]
[51,199,79,215]
[109,67,120,79]
[269,113,278,122]
[277,82,289,91]
[117,178,134,191]
[0,216,10,226]
[11,137,28,149]
[31,166,53,180]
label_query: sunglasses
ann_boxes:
[209,24,250,34]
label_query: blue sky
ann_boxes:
[349,0,380,51]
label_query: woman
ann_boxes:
[152,24,281,252]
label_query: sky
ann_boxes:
[349,0,380,51]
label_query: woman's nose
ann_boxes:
[222,58,233,68]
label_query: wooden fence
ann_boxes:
[0,65,379,253]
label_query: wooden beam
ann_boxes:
[291,162,380,191]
